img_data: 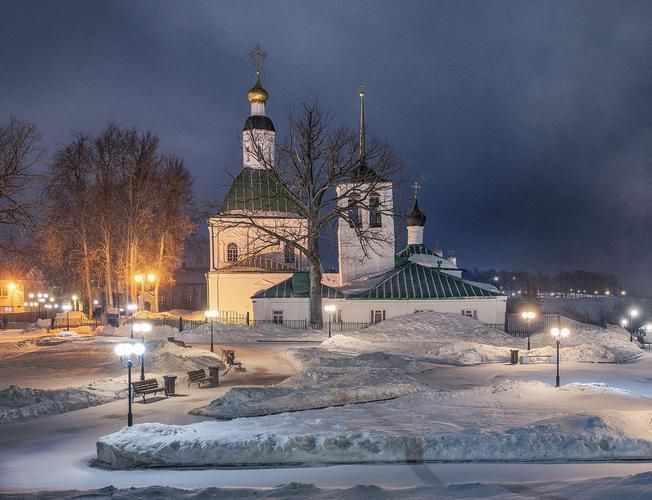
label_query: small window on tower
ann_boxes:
[369,193,382,228]
[348,194,361,228]
[227,243,238,263]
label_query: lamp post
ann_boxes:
[114,342,145,427]
[62,304,72,330]
[324,305,336,338]
[127,304,138,338]
[550,327,570,387]
[521,311,536,350]
[204,310,218,353]
[629,309,639,342]
[132,323,152,380]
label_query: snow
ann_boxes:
[321,312,642,365]
[0,378,127,424]
[0,334,224,423]
[6,472,652,499]
[97,379,652,467]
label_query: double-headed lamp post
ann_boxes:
[115,342,145,427]
[324,305,336,338]
[521,311,536,350]
[629,309,639,342]
[205,310,219,353]
[132,322,152,380]
[550,327,570,388]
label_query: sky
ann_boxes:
[1,1,651,294]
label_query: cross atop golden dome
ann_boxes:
[248,45,268,104]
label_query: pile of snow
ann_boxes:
[0,378,127,424]
[144,339,224,374]
[97,380,652,467]
[528,325,641,363]
[321,312,641,364]
[194,350,424,418]
[35,318,52,329]
[54,310,89,322]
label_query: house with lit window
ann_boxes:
[0,279,25,313]
[207,54,506,326]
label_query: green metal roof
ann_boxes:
[252,272,346,299]
[396,244,443,259]
[220,168,300,214]
[350,262,502,300]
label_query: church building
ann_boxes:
[207,51,506,326]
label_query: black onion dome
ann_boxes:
[243,115,275,132]
[406,197,426,226]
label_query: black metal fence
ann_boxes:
[126,317,371,332]
[504,313,602,338]
[52,318,100,330]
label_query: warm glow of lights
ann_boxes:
[620,318,628,327]
[146,273,156,283]
[521,311,536,320]
[630,309,639,318]
[324,305,337,313]
[133,322,152,334]
[71,294,78,301]
[127,304,138,312]
[7,282,16,290]
[28,293,34,299]
[551,327,570,339]
[115,342,145,357]
[62,304,72,311]
[204,310,219,319]
[134,274,143,283]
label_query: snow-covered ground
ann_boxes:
[4,471,652,499]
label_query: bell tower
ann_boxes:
[337,87,395,285]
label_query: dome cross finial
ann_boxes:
[249,44,267,75]
[412,181,421,199]
[248,45,269,104]
[359,85,366,162]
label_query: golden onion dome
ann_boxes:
[248,72,268,103]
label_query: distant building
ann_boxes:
[161,264,207,311]
[0,279,24,313]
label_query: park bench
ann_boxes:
[131,378,168,403]
[167,336,191,348]
[221,349,244,371]
[187,368,217,387]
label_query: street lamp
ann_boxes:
[127,304,138,338]
[521,311,536,350]
[71,294,79,312]
[204,310,219,353]
[132,322,152,381]
[620,318,628,329]
[62,304,72,330]
[629,309,639,342]
[550,327,570,388]
[324,304,336,338]
[114,342,145,427]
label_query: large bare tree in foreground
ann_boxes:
[213,102,401,326]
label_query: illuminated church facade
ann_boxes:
[207,50,506,325]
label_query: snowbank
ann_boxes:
[322,312,642,364]
[97,379,652,467]
[0,378,127,424]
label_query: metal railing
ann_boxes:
[504,313,602,337]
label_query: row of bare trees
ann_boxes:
[11,122,196,311]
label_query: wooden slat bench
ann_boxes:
[131,378,168,403]
[187,368,217,387]
[221,349,244,371]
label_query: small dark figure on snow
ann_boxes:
[1,314,8,329]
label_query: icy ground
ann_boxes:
[3,471,652,499]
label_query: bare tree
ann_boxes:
[211,102,400,326]
[0,116,42,227]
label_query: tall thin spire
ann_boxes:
[359,85,366,162]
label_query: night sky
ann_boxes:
[2,1,651,294]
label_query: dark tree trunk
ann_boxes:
[307,232,323,328]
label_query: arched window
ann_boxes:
[369,192,382,228]
[227,243,238,263]
[284,243,295,264]
[348,194,361,228]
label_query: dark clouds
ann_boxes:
[1,1,651,293]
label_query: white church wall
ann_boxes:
[337,297,507,325]
[251,296,507,325]
[209,216,307,271]
[337,182,395,285]
[242,129,275,169]
[207,271,293,317]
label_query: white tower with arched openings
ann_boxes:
[337,88,395,285]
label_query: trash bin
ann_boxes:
[510,349,519,364]
[163,375,177,395]
[208,366,220,385]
